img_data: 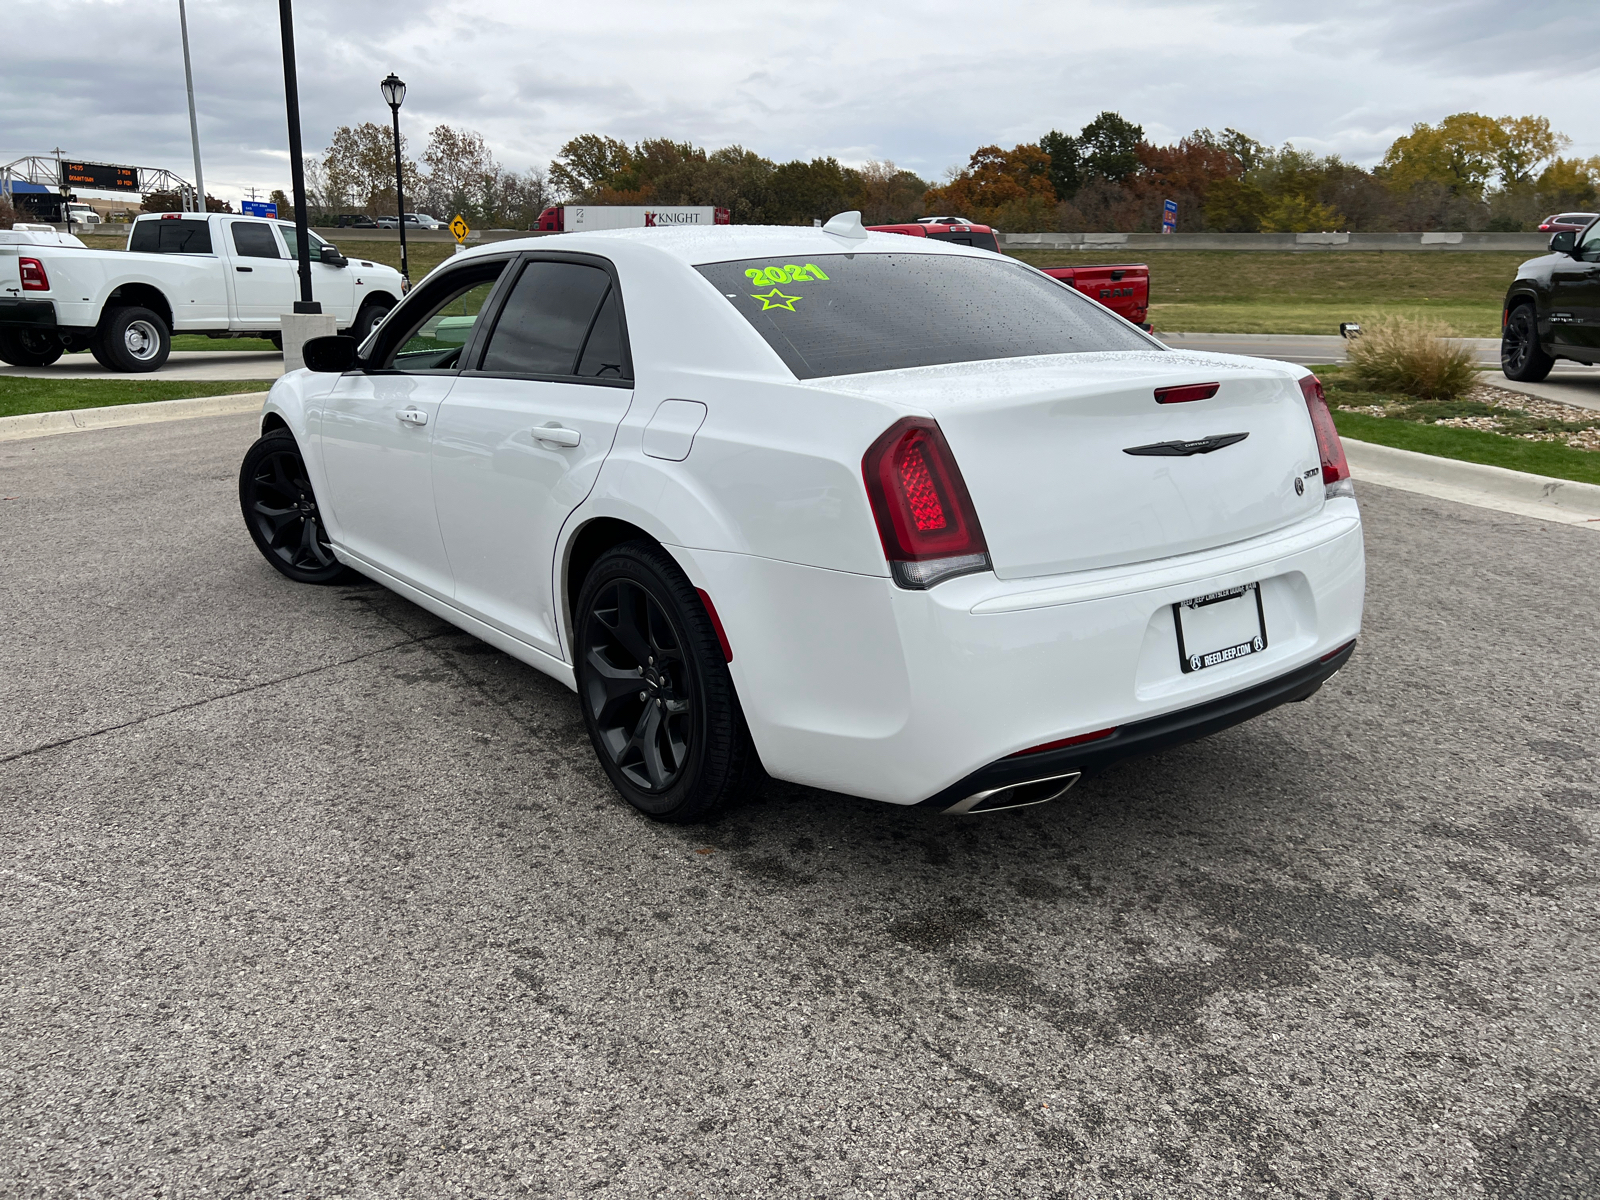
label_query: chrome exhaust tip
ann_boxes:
[941,771,1081,816]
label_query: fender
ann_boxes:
[255,371,343,538]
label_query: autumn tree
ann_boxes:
[923,144,1055,227]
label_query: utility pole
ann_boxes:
[178,0,206,213]
[52,146,70,231]
[277,0,317,311]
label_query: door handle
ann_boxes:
[534,425,581,448]
[235,266,253,272]
[396,407,428,426]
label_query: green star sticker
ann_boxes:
[751,287,801,311]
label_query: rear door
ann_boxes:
[224,220,295,323]
[430,253,634,658]
[1561,220,1600,355]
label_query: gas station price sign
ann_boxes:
[60,162,140,192]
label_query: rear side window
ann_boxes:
[479,260,624,379]
[926,229,1000,253]
[129,219,213,254]
[696,252,1154,379]
[230,222,281,259]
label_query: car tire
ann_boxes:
[94,306,170,373]
[575,540,759,822]
[0,328,65,367]
[238,429,351,585]
[348,298,392,345]
[1501,303,1554,382]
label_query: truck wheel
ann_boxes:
[348,298,392,344]
[0,328,65,367]
[95,307,171,373]
[1501,303,1554,383]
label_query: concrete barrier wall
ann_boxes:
[71,224,1554,253]
[1000,231,1552,253]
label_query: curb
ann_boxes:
[1344,438,1600,530]
[0,392,266,442]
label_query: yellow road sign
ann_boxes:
[450,214,470,243]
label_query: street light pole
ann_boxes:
[277,0,317,312]
[178,0,206,215]
[381,73,409,288]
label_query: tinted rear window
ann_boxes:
[129,219,213,254]
[925,229,1000,253]
[696,252,1153,379]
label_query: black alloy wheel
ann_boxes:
[1501,303,1555,382]
[238,429,350,584]
[0,327,65,367]
[575,541,758,822]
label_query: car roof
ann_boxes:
[448,224,1003,270]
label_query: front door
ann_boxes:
[280,222,358,324]
[431,256,634,658]
[318,260,510,597]
[224,220,295,323]
[1564,221,1600,356]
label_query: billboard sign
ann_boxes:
[1161,198,1178,234]
[60,161,140,193]
[241,200,278,218]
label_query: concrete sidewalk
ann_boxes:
[0,350,284,382]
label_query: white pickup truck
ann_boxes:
[0,213,404,371]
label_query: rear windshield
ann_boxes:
[695,252,1153,379]
[129,219,213,254]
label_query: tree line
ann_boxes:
[281,111,1600,232]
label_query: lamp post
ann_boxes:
[381,73,409,287]
[277,0,317,311]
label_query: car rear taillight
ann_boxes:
[19,258,48,291]
[862,416,990,589]
[1299,374,1353,499]
[1154,382,1219,404]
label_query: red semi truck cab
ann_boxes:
[865,221,1151,330]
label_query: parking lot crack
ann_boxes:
[0,632,451,767]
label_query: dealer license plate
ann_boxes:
[1174,583,1267,674]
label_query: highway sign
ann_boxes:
[1161,198,1178,234]
[241,200,278,218]
[60,161,140,193]
[450,214,470,243]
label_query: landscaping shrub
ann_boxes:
[1346,316,1478,400]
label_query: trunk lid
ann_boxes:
[827,351,1325,579]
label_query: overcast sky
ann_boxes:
[4,0,1597,204]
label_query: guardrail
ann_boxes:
[1000,231,1552,252]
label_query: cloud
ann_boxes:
[4,0,1597,204]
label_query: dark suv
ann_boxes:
[1501,219,1600,381]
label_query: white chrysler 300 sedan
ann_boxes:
[239,214,1364,821]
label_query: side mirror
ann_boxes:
[1549,230,1577,256]
[319,244,348,267]
[302,334,358,373]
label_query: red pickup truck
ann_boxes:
[866,220,1151,330]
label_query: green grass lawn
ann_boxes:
[1334,411,1600,485]
[1308,363,1600,485]
[1006,249,1524,337]
[0,378,261,419]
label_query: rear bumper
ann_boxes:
[675,500,1366,806]
[0,298,58,328]
[917,640,1355,809]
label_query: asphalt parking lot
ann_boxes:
[2,414,1597,1199]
